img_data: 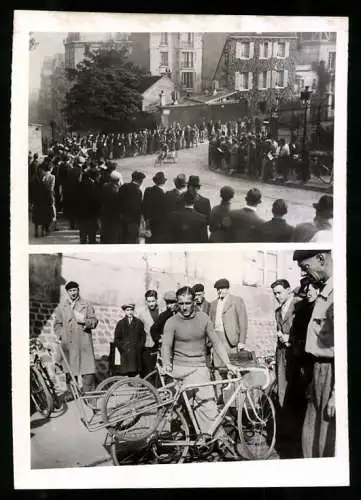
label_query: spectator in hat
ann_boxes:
[186,175,211,226]
[259,199,295,242]
[192,283,211,316]
[150,291,178,350]
[136,290,165,377]
[209,278,248,369]
[118,171,146,244]
[54,281,98,392]
[77,167,102,244]
[164,174,187,214]
[209,186,235,243]
[168,189,208,243]
[227,188,265,242]
[100,170,123,244]
[112,302,146,377]
[142,171,167,243]
[292,250,334,458]
[292,195,333,243]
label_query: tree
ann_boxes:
[64,45,146,132]
[312,60,331,99]
[29,32,38,51]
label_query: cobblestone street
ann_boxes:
[29,143,329,245]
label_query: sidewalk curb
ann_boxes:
[208,165,333,194]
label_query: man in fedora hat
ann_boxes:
[142,171,167,243]
[186,175,211,227]
[168,189,208,243]
[112,302,146,377]
[118,170,146,243]
[292,250,334,458]
[292,195,333,243]
[227,188,265,242]
[54,281,98,392]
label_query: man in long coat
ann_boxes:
[142,171,167,243]
[118,170,146,244]
[113,302,146,376]
[168,190,208,243]
[227,188,265,242]
[54,281,98,392]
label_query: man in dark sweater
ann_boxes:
[150,291,178,350]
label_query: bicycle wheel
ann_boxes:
[30,366,54,418]
[110,438,151,466]
[91,376,124,411]
[149,407,190,464]
[237,387,276,460]
[102,377,161,443]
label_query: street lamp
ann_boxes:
[300,85,312,182]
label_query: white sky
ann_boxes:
[29,32,66,93]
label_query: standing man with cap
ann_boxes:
[292,250,335,458]
[54,281,99,392]
[142,171,167,243]
[227,188,265,242]
[186,175,211,227]
[209,186,234,243]
[150,291,178,350]
[118,170,146,244]
[292,195,333,243]
[136,290,164,377]
[209,278,248,368]
[192,283,211,315]
[112,301,146,377]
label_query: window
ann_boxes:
[160,52,168,66]
[328,51,336,71]
[277,42,286,58]
[181,71,194,89]
[241,42,250,58]
[259,71,267,89]
[180,33,194,47]
[160,33,168,45]
[242,251,278,287]
[181,51,194,68]
[235,71,253,91]
[275,70,284,87]
[259,41,270,59]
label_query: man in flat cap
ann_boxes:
[142,172,167,243]
[118,170,146,243]
[209,279,248,369]
[54,281,98,392]
[150,291,178,350]
[293,250,335,458]
[292,195,333,243]
[227,188,265,242]
[112,302,146,377]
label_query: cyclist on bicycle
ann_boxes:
[160,286,239,454]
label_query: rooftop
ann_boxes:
[137,75,165,93]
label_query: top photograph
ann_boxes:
[28,31,336,245]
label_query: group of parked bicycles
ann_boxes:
[30,338,278,465]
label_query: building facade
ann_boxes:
[213,33,298,114]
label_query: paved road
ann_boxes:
[29,143,325,245]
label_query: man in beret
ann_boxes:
[150,291,178,350]
[142,171,167,243]
[227,188,265,242]
[292,195,333,243]
[118,170,146,243]
[112,302,146,377]
[209,278,248,369]
[293,250,335,458]
[54,281,98,392]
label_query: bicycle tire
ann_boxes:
[30,365,54,418]
[237,387,276,460]
[149,407,190,464]
[101,377,161,443]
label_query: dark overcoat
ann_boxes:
[209,203,232,242]
[113,317,146,374]
[142,185,166,242]
[258,218,295,243]
[227,207,265,242]
[168,207,208,243]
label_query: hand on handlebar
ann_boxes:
[158,363,172,376]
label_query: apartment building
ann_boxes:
[213,33,298,114]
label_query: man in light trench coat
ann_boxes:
[54,281,99,392]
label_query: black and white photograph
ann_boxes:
[27,30,336,245]
[28,249,335,468]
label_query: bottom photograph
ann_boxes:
[29,248,334,468]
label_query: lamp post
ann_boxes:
[300,85,312,182]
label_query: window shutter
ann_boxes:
[235,71,240,90]
[248,72,253,90]
[284,69,289,87]
[266,70,271,89]
[249,42,254,59]
[285,41,290,58]
[273,41,278,58]
[236,42,241,59]
[259,42,263,59]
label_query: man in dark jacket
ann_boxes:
[150,291,178,349]
[259,199,295,242]
[227,188,265,242]
[77,167,101,244]
[186,175,211,226]
[164,174,187,214]
[142,171,167,243]
[168,190,208,243]
[118,170,146,243]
